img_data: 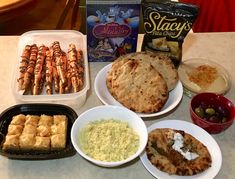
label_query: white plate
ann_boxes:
[140,120,222,179]
[94,64,183,117]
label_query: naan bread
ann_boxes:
[146,128,212,176]
[107,59,168,113]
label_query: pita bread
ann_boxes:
[113,52,178,91]
[146,128,212,176]
[107,59,168,113]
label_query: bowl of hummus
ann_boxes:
[178,58,231,97]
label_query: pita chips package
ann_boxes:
[141,0,198,67]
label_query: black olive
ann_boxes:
[199,101,208,110]
[217,106,229,117]
[207,116,221,123]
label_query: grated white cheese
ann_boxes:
[78,119,139,162]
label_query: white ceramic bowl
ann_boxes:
[71,105,148,167]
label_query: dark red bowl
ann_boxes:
[190,93,235,134]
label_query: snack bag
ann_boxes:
[141,0,198,67]
[86,0,141,62]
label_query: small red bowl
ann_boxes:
[190,93,235,134]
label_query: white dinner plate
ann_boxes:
[94,64,183,117]
[140,120,222,179]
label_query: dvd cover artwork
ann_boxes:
[87,2,140,62]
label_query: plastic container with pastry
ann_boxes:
[11,30,90,108]
[178,58,231,97]
[0,103,77,160]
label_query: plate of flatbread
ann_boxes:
[140,120,222,179]
[94,63,183,117]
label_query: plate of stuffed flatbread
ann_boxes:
[140,120,222,179]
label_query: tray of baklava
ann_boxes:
[0,103,77,160]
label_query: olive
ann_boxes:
[221,117,228,123]
[217,106,229,117]
[195,107,204,118]
[205,108,215,115]
[207,116,221,123]
[199,101,208,110]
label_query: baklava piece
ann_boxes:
[34,136,50,151]
[38,114,53,126]
[2,134,20,150]
[53,115,67,125]
[22,124,37,135]
[51,134,66,150]
[7,125,23,135]
[19,134,36,150]
[25,115,40,126]
[51,115,68,135]
[51,122,67,135]
[37,125,51,137]
[10,114,26,126]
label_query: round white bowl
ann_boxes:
[71,105,148,167]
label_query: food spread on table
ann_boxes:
[0,0,234,178]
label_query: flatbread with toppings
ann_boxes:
[146,128,212,176]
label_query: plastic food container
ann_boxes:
[0,103,77,160]
[12,30,90,107]
[178,58,231,97]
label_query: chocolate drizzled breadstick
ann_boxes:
[67,44,84,93]
[18,45,31,90]
[32,45,47,95]
[45,48,53,94]
[23,44,38,91]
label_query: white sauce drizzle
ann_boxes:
[172,133,199,160]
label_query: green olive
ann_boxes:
[195,107,204,118]
[222,117,227,123]
[205,108,215,115]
